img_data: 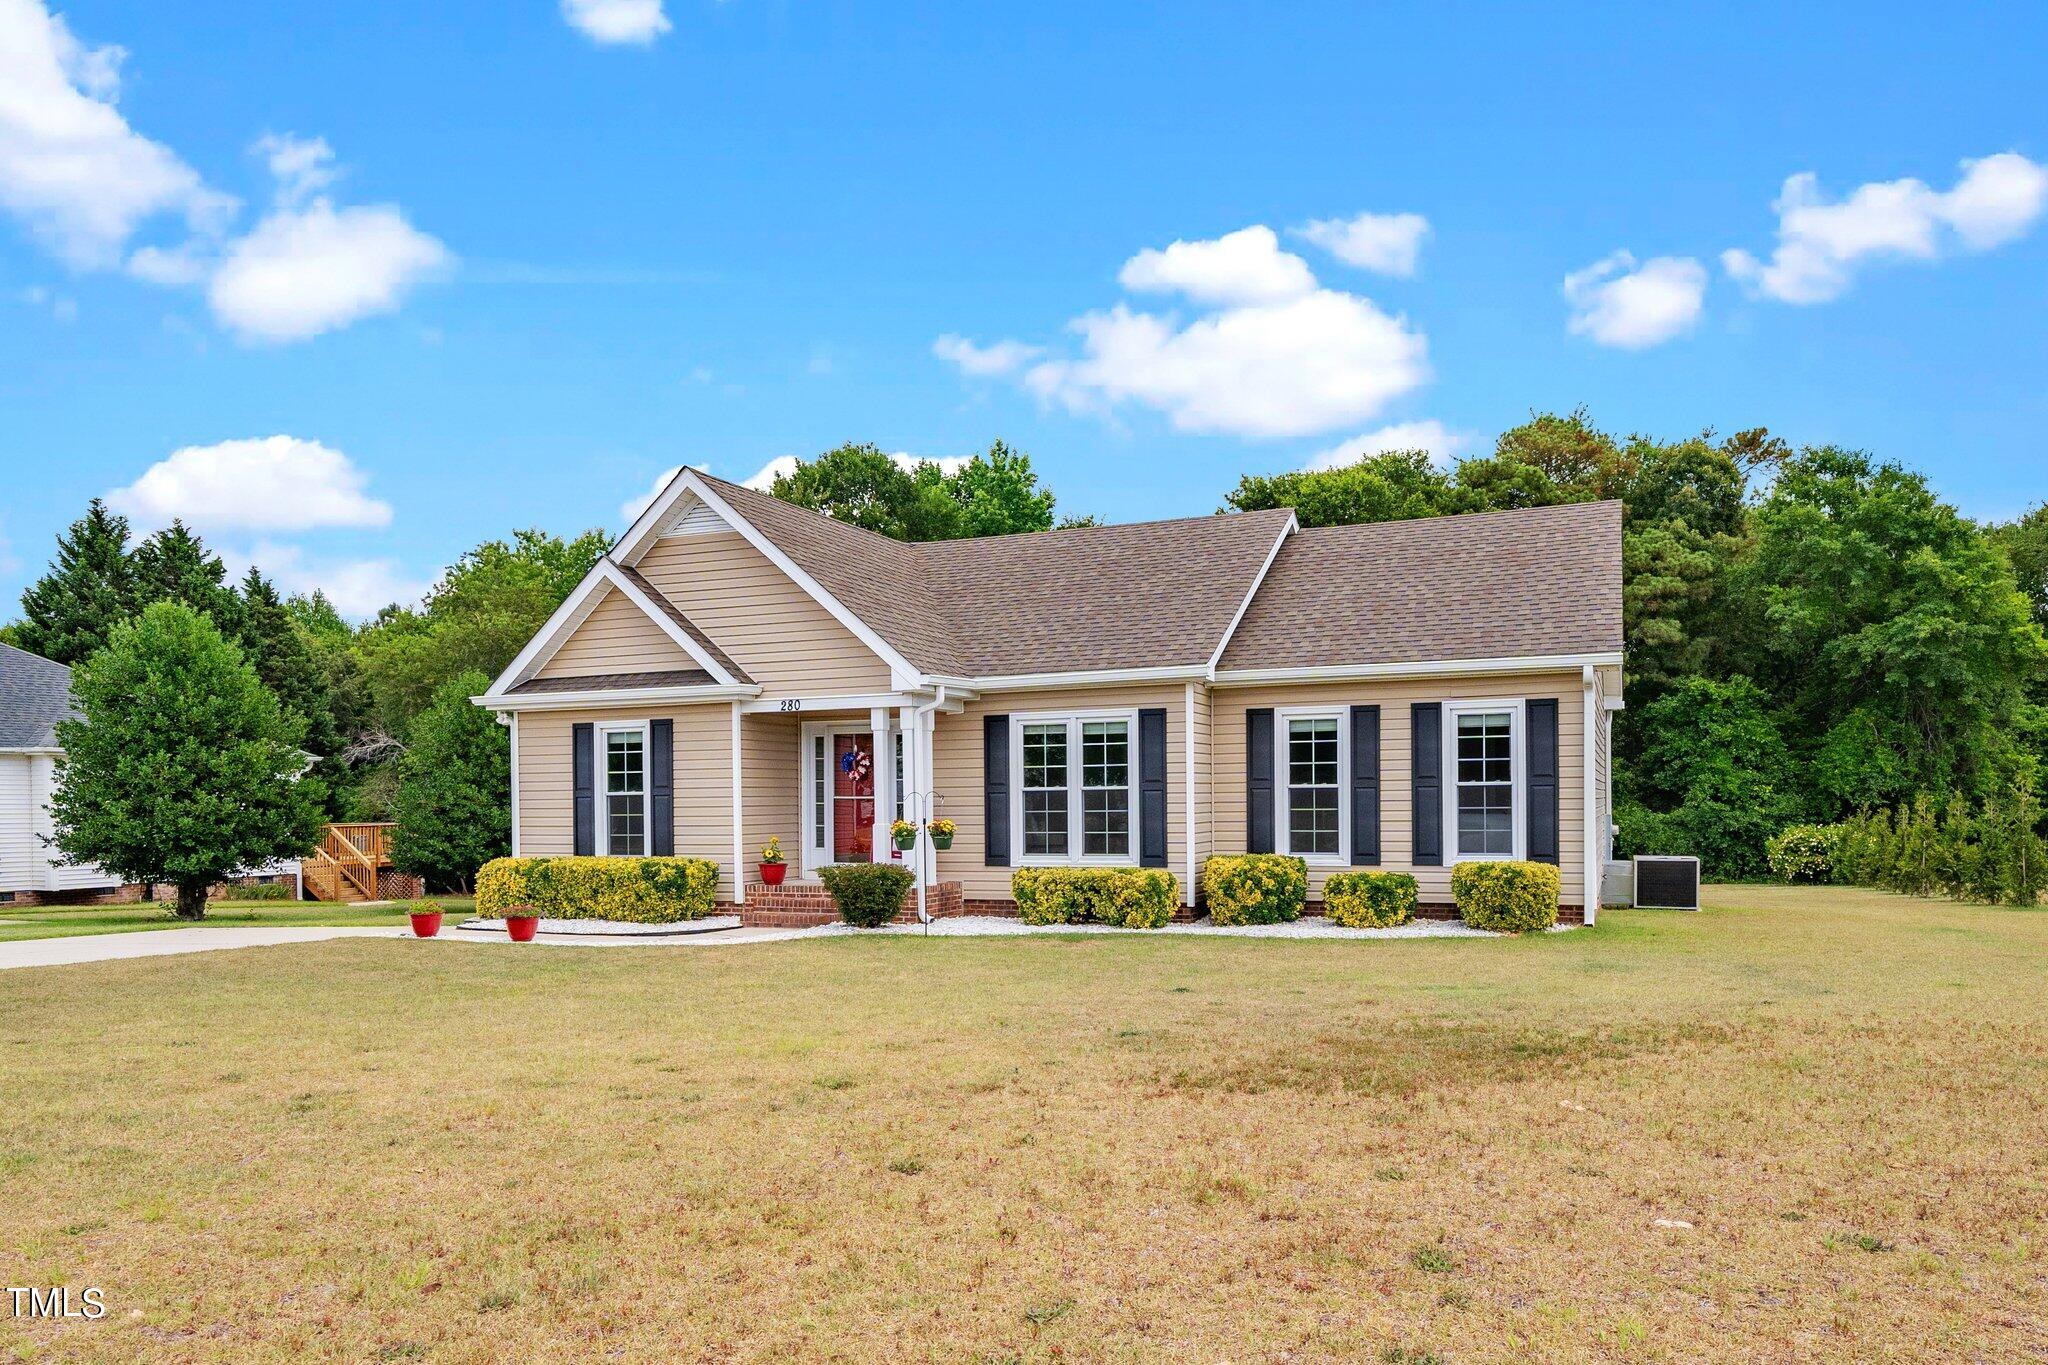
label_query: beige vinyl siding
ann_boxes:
[514,703,738,900]
[740,714,801,877]
[535,587,697,680]
[1188,683,1213,885]
[634,531,893,696]
[930,684,1192,904]
[1210,671,1589,909]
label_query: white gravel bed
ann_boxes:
[455,914,742,937]
[814,915,1538,939]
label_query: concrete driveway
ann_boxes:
[0,926,405,971]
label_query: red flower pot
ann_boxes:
[505,914,540,943]
[759,861,787,886]
[409,909,443,938]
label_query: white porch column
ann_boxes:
[919,705,938,888]
[870,707,892,865]
[897,705,922,884]
[1582,666,1599,927]
[731,702,745,906]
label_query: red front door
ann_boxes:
[831,732,876,864]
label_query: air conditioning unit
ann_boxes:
[1632,855,1700,911]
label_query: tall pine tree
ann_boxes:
[235,567,339,759]
[131,521,238,631]
[16,499,137,665]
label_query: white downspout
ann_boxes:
[1184,681,1198,910]
[731,702,745,907]
[1582,664,1599,927]
[909,685,948,926]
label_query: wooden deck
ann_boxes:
[302,823,405,903]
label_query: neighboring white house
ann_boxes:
[0,643,122,904]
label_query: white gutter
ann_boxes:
[1212,652,1625,686]
[474,684,759,713]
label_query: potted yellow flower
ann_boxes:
[890,818,918,851]
[926,817,956,850]
[759,836,788,886]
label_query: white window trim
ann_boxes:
[1010,708,1141,867]
[1443,697,1526,864]
[800,720,883,877]
[1273,706,1350,868]
[593,719,651,859]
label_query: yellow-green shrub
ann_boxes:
[1201,855,1307,926]
[1324,870,1417,928]
[1450,860,1560,933]
[1011,867,1179,929]
[474,856,721,923]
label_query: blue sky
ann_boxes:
[3,0,2045,616]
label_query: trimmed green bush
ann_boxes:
[474,856,721,923]
[1201,854,1307,926]
[1765,824,1840,883]
[1450,860,1560,933]
[1324,870,1418,928]
[819,863,914,927]
[1010,867,1179,929]
[234,879,293,902]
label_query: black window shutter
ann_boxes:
[648,718,674,856]
[983,714,1010,867]
[1350,704,1380,865]
[1411,703,1442,866]
[1527,698,1559,865]
[1245,708,1275,854]
[572,721,595,856]
[1138,708,1168,867]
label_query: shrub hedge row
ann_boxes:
[1201,855,1307,925]
[1823,787,2048,906]
[1011,867,1180,928]
[475,856,721,922]
[1324,870,1418,928]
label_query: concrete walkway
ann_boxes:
[0,926,404,972]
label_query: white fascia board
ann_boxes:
[1211,651,1625,686]
[473,684,759,714]
[642,469,929,686]
[1205,513,1297,678]
[481,559,616,699]
[967,664,1211,692]
[598,561,741,686]
[737,691,919,714]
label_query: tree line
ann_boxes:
[9,423,2044,891]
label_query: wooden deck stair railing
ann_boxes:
[304,822,397,902]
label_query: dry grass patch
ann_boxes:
[0,884,2042,1361]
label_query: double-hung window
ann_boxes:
[1446,700,1522,861]
[1277,710,1346,862]
[1015,713,1135,862]
[600,724,647,856]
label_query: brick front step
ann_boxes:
[737,880,965,928]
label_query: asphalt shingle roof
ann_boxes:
[0,643,76,750]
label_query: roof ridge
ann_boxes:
[694,470,938,560]
[1290,498,1623,538]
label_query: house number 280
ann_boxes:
[776,699,803,713]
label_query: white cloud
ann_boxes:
[1723,153,2048,304]
[207,199,450,343]
[0,0,234,267]
[740,456,797,493]
[1306,420,1465,471]
[942,225,1428,439]
[251,132,335,207]
[732,452,971,498]
[1295,211,1431,277]
[1117,225,1317,306]
[562,0,671,45]
[1562,250,1708,348]
[231,541,429,620]
[1023,289,1428,439]
[108,436,393,533]
[932,334,1042,377]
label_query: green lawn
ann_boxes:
[0,885,2041,1362]
[0,895,474,944]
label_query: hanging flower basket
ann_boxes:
[927,818,956,851]
[890,819,918,851]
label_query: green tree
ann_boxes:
[1736,447,2048,809]
[951,440,1057,537]
[49,602,326,919]
[15,499,137,665]
[389,670,509,892]
[131,521,238,630]
[235,568,337,754]
[356,527,607,733]
[1221,449,1463,526]
[770,443,967,541]
[1614,676,1804,878]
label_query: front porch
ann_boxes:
[736,878,966,928]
